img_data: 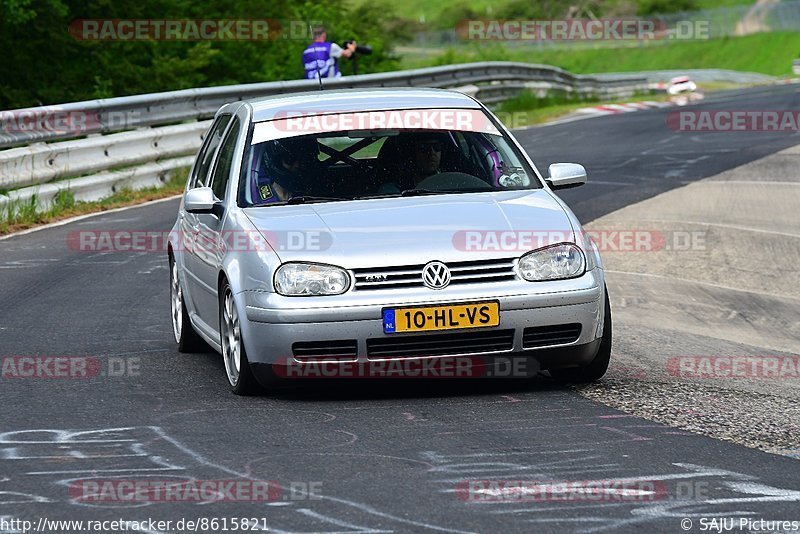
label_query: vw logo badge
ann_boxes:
[422,261,451,290]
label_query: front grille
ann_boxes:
[522,324,582,348]
[292,340,358,360]
[366,329,515,359]
[353,258,517,291]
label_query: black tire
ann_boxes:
[219,279,262,395]
[170,254,208,353]
[550,286,612,384]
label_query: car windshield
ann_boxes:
[238,111,540,207]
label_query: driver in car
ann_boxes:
[255,137,319,203]
[410,135,443,185]
[378,132,445,194]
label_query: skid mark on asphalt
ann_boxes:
[332,430,358,447]
[246,452,437,471]
[267,408,338,424]
[0,259,62,269]
[598,427,652,442]
[294,508,393,533]
[0,427,475,533]
[2,408,799,531]
[428,447,800,533]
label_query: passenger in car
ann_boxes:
[254,137,320,202]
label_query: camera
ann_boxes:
[342,40,372,56]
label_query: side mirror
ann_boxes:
[184,187,222,216]
[546,163,587,190]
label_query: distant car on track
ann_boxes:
[168,88,612,394]
[667,76,703,105]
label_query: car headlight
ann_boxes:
[518,244,585,281]
[274,263,350,296]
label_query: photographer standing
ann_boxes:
[302,26,356,80]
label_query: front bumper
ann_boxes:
[238,270,606,377]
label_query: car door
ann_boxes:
[191,117,242,329]
[181,114,231,326]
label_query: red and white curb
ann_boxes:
[577,101,675,117]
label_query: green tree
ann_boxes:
[0,0,405,109]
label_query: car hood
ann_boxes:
[243,190,576,269]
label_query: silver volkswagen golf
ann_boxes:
[168,88,611,395]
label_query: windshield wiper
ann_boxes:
[355,187,496,200]
[400,188,493,196]
[351,189,443,200]
[286,195,352,204]
[399,188,440,197]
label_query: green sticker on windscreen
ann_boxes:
[259,184,272,200]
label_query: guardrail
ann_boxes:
[0,62,647,149]
[0,122,207,190]
[0,62,648,215]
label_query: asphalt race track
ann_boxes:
[1,85,799,533]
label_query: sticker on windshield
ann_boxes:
[253,108,502,144]
[259,184,273,200]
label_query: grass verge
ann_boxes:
[0,169,188,237]
[371,0,756,31]
[401,32,800,77]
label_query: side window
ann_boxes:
[210,119,242,200]
[190,115,232,188]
